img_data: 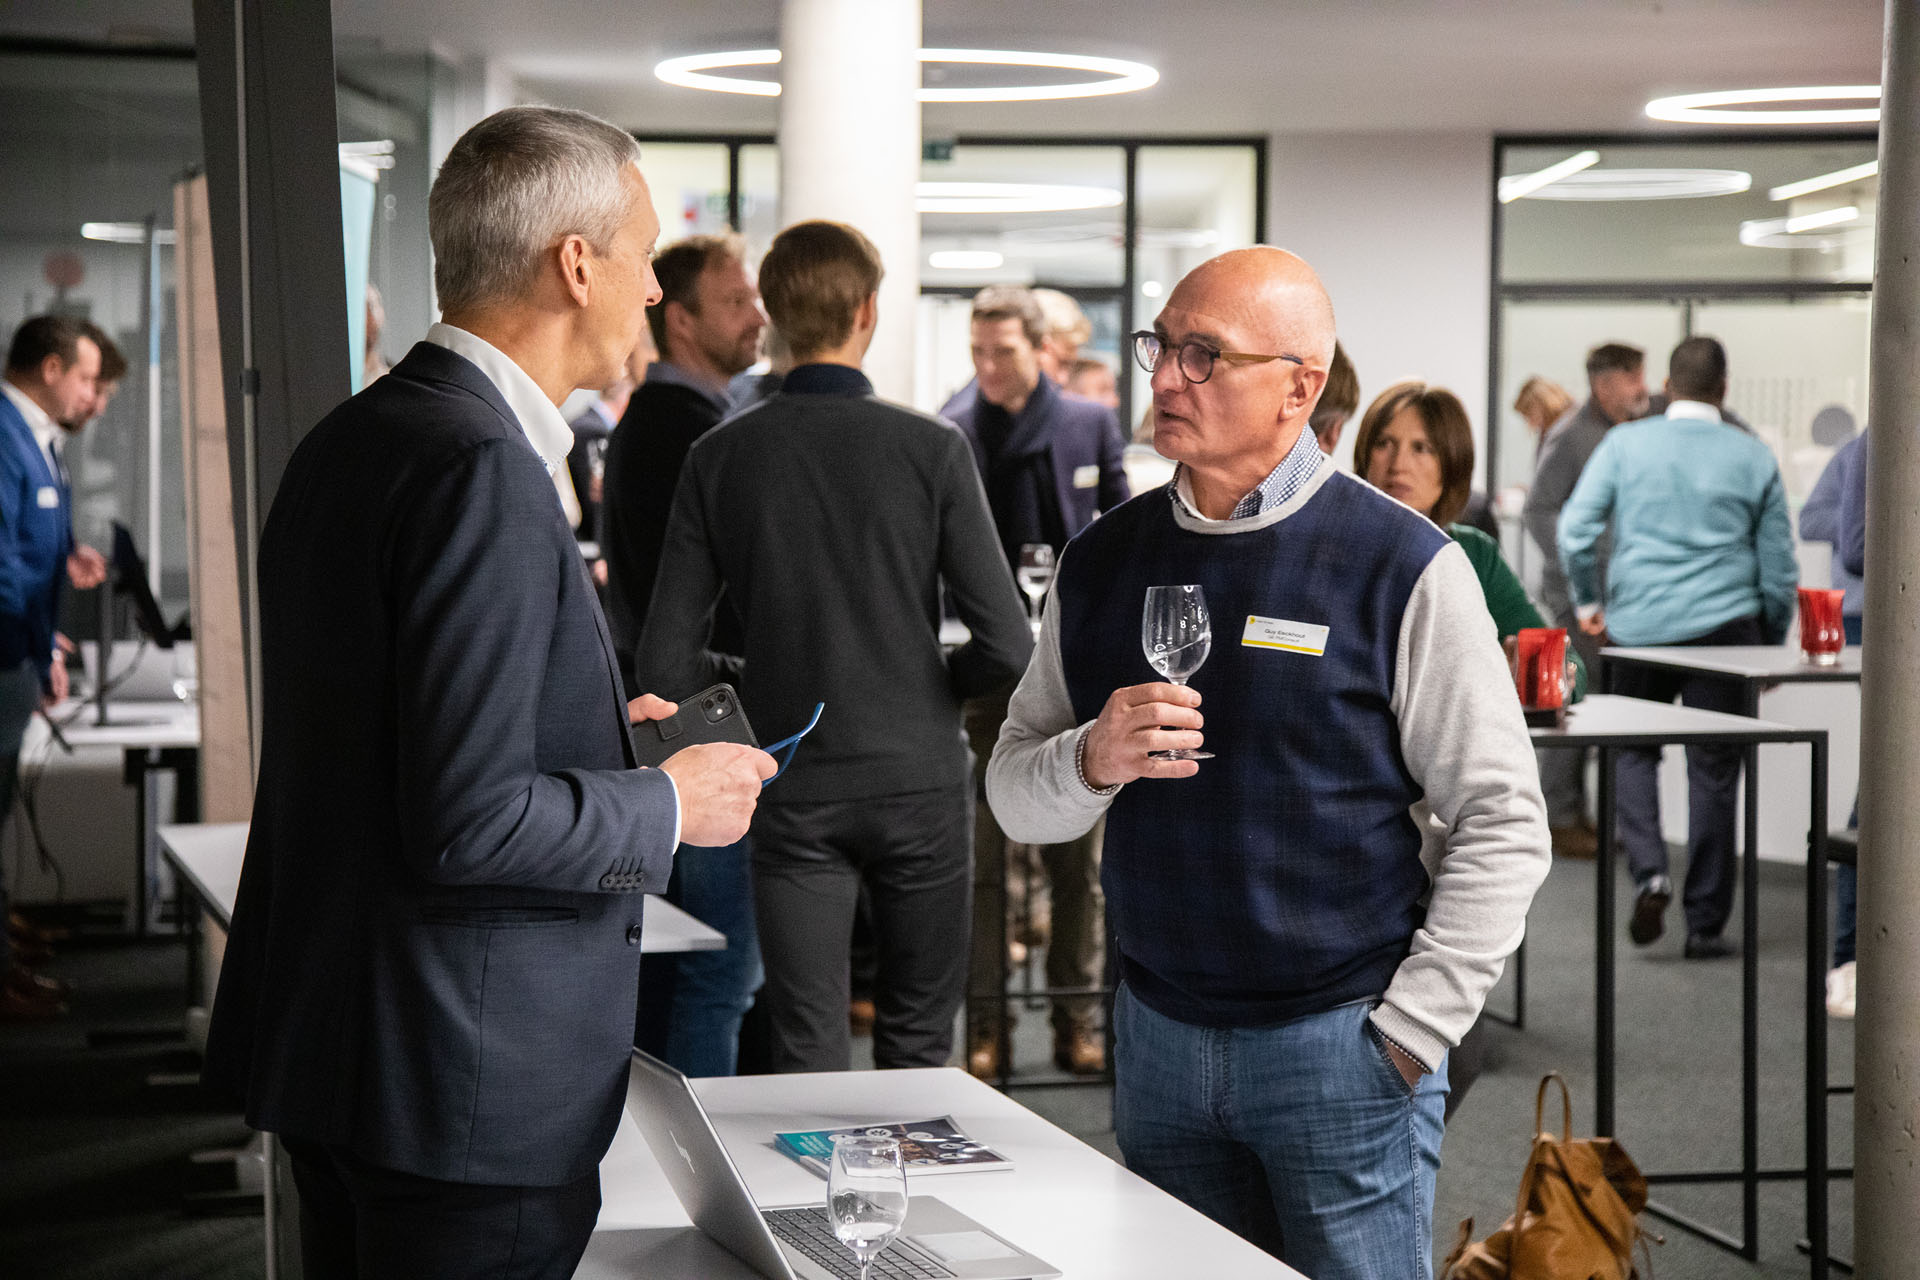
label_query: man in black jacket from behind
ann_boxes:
[639,220,1032,1072]
[600,231,768,1077]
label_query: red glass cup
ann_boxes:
[1515,627,1568,726]
[1798,587,1846,665]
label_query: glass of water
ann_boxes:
[1015,543,1055,621]
[828,1134,909,1280]
[1142,584,1214,760]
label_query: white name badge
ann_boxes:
[1241,613,1329,656]
[1072,464,1100,489]
[36,486,59,509]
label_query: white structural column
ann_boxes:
[778,0,921,400]
[1857,0,1920,1271]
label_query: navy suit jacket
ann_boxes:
[0,392,71,689]
[946,375,1129,559]
[204,342,680,1187]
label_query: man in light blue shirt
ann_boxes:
[1558,337,1797,958]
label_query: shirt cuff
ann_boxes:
[1575,602,1602,623]
[661,770,682,850]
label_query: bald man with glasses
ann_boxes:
[988,248,1549,1280]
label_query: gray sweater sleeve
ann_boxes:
[1370,541,1552,1070]
[984,546,1113,843]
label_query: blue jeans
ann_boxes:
[636,838,763,1077]
[1114,985,1448,1280]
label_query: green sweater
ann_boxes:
[1449,524,1588,701]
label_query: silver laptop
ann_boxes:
[625,1050,1060,1280]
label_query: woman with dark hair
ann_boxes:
[1355,379,1583,1118]
[1355,379,1587,700]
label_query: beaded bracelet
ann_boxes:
[1075,725,1122,797]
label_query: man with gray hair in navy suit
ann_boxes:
[204,106,773,1279]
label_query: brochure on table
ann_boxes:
[774,1116,1012,1179]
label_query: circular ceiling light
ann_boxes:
[917,182,1123,214]
[927,250,1005,270]
[1646,85,1880,125]
[654,48,1159,102]
[1516,168,1752,201]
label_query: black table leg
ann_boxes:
[1742,741,1761,1258]
[1807,737,1829,1280]
[1596,744,1615,1137]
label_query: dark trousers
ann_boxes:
[751,782,972,1072]
[281,1136,600,1280]
[1611,613,1763,938]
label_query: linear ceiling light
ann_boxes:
[1769,160,1879,201]
[1497,150,1600,203]
[1784,205,1861,234]
[655,48,1159,102]
[1514,168,1751,201]
[917,182,1123,214]
[1646,85,1880,125]
[81,222,178,245]
[1738,216,1855,250]
[927,250,1005,270]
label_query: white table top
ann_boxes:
[157,821,725,952]
[1602,644,1862,682]
[50,698,200,749]
[1530,693,1813,745]
[579,1067,1303,1279]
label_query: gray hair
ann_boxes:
[429,105,644,315]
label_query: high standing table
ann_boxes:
[53,698,201,935]
[1601,645,1862,718]
[1531,693,1831,1278]
[159,820,730,1280]
[579,1065,1307,1279]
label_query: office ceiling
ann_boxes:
[2,0,1886,136]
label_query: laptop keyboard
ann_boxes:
[763,1206,957,1280]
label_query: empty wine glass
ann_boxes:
[828,1134,909,1280]
[1015,543,1055,621]
[1142,584,1215,761]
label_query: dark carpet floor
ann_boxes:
[1,850,1854,1278]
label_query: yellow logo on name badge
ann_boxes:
[1241,613,1329,656]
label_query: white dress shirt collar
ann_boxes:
[423,323,576,474]
[1666,399,1722,422]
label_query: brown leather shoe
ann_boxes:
[6,966,72,999]
[1550,823,1598,860]
[0,981,66,1022]
[1053,1025,1106,1075]
[967,1033,1003,1081]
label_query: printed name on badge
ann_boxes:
[1072,464,1100,489]
[1241,613,1329,656]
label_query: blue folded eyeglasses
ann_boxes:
[763,702,824,786]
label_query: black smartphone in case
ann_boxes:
[631,683,759,768]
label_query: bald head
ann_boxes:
[1168,247,1337,371]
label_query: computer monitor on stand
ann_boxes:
[90,522,183,728]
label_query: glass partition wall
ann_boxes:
[1491,134,1877,550]
[633,134,1265,430]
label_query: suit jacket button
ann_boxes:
[599,874,617,890]
[626,924,644,946]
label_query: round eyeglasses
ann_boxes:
[1131,331,1304,385]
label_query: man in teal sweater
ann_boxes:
[1558,337,1797,957]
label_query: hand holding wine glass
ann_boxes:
[828,1134,909,1280]
[1141,585,1215,761]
